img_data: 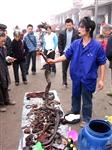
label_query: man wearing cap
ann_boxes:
[0,24,16,112]
[0,23,7,31]
[0,24,12,53]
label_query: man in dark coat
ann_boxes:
[0,24,16,112]
[58,18,79,88]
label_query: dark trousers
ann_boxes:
[44,50,56,72]
[71,83,93,122]
[62,59,70,85]
[0,86,10,105]
[26,51,36,74]
[13,60,27,83]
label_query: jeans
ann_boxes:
[62,59,70,85]
[71,83,93,122]
[26,51,36,74]
[13,60,27,82]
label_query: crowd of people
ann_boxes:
[0,17,112,127]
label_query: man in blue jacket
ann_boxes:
[48,17,106,127]
[24,24,37,75]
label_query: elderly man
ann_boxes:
[102,24,112,96]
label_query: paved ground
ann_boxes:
[0,55,112,150]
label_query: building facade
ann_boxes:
[80,0,112,33]
[52,0,112,33]
[54,0,82,27]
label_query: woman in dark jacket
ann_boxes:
[10,31,28,86]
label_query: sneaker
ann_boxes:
[0,107,7,112]
[23,81,28,85]
[8,87,11,91]
[8,85,11,91]
[62,84,67,89]
[15,82,19,86]
[5,101,16,105]
[107,91,112,97]
[64,84,67,87]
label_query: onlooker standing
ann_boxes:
[48,17,106,126]
[4,30,12,53]
[96,34,107,51]
[21,29,27,40]
[4,30,12,90]
[102,24,112,96]
[43,26,58,73]
[10,31,28,86]
[35,26,44,50]
[58,18,79,88]
[24,24,37,75]
[0,27,12,91]
[0,29,16,112]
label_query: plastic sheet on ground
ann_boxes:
[18,90,68,150]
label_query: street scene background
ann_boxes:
[0,0,112,149]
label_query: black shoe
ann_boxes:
[15,82,19,86]
[52,70,56,73]
[23,81,28,84]
[5,101,16,105]
[32,72,36,75]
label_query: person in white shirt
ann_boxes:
[43,26,58,73]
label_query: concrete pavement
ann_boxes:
[0,56,112,150]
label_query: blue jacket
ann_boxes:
[65,38,106,96]
[24,33,37,52]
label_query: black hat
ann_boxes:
[0,23,7,31]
